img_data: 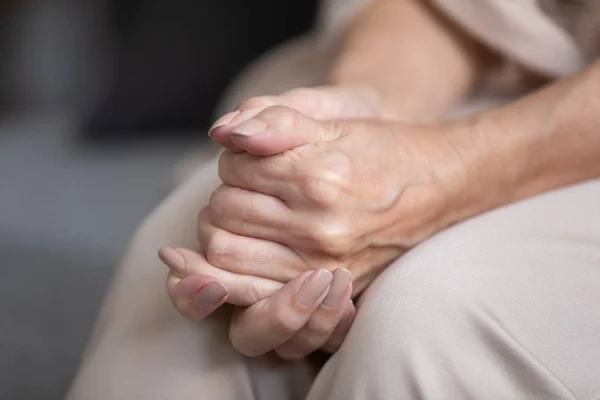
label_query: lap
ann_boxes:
[69,157,600,400]
[309,179,600,400]
[68,158,314,400]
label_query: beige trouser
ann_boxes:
[66,155,600,399]
[67,32,600,399]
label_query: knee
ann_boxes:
[315,225,491,398]
[345,215,520,357]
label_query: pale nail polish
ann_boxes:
[209,111,240,135]
[195,281,227,308]
[322,269,353,308]
[231,118,267,137]
[158,247,185,275]
[297,269,333,307]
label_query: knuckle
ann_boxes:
[270,304,301,336]
[207,203,224,227]
[301,173,343,207]
[217,152,233,182]
[299,154,350,207]
[204,231,230,267]
[208,187,231,224]
[306,314,337,337]
[239,281,265,304]
[286,142,319,163]
[196,208,210,243]
[209,184,227,203]
[324,152,352,186]
[260,105,296,130]
[310,219,353,256]
[300,336,326,354]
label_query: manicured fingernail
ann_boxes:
[297,269,333,308]
[209,111,240,136]
[322,269,353,308]
[231,118,267,137]
[158,246,185,275]
[194,281,227,308]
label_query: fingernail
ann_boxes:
[209,111,240,136]
[297,269,333,308]
[322,269,353,308]
[195,281,227,308]
[231,118,267,137]
[158,246,185,275]
[228,106,265,126]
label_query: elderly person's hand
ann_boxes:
[159,85,382,359]
[162,57,600,359]
[159,103,468,358]
[207,105,468,292]
[158,103,467,357]
[159,246,355,359]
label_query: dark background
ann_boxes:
[0,1,317,399]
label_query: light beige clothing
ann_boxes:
[221,0,599,109]
[67,1,600,399]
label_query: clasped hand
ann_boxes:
[159,88,467,359]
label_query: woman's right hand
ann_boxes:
[159,246,356,359]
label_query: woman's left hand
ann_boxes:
[209,106,469,292]
[159,247,356,359]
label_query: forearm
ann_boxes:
[327,0,489,122]
[453,60,600,220]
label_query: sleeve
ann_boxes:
[316,0,585,78]
[430,0,584,77]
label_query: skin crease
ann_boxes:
[159,0,489,360]
[159,0,600,361]
[209,112,469,293]
[207,57,600,297]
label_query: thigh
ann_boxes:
[66,159,247,399]
[67,160,313,400]
[309,179,600,400]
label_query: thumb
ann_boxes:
[228,106,342,156]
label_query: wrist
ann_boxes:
[442,109,532,224]
[325,0,485,124]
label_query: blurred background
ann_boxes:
[0,1,317,398]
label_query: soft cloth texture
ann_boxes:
[321,0,600,71]
[67,157,600,400]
